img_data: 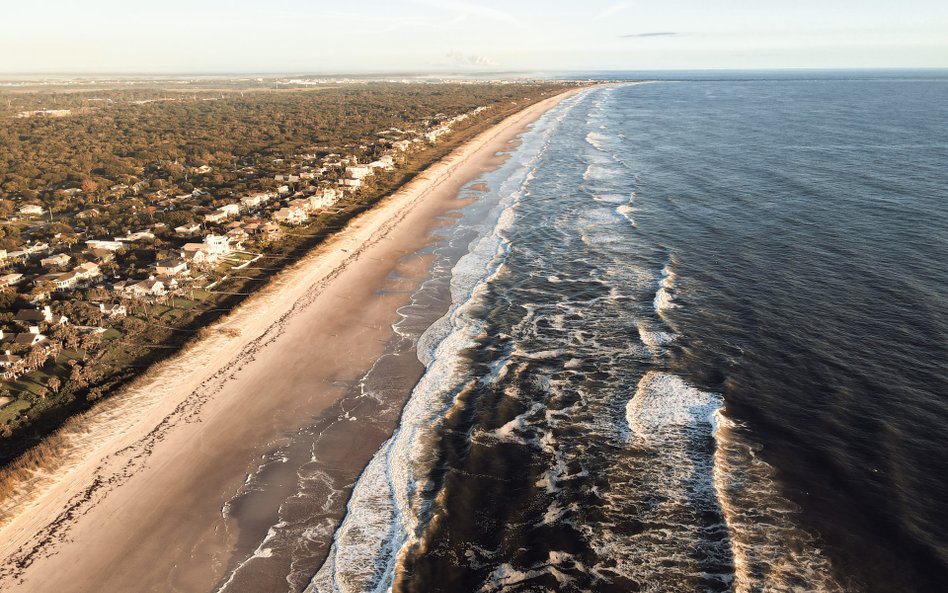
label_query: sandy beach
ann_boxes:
[0,88,581,593]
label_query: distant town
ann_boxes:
[0,79,575,445]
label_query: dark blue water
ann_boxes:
[310,76,948,593]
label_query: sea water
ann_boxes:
[308,73,948,593]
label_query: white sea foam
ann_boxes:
[653,261,679,317]
[306,86,593,593]
[617,371,844,592]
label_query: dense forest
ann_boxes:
[0,82,559,202]
[0,79,575,461]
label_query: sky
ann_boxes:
[1,0,947,73]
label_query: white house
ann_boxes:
[240,193,273,210]
[116,230,155,242]
[129,278,166,298]
[344,165,373,180]
[217,203,240,217]
[86,239,125,251]
[273,206,308,225]
[19,204,44,216]
[181,235,230,264]
[154,258,189,276]
[97,303,127,318]
[74,262,101,282]
[40,253,71,268]
[0,273,23,288]
[204,235,230,255]
[175,223,202,236]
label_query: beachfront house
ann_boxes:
[181,235,231,265]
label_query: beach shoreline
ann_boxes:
[0,87,582,592]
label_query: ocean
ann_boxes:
[302,73,948,592]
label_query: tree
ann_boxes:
[25,345,48,371]
[79,332,102,358]
[47,377,61,394]
[80,178,99,194]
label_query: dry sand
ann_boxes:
[0,88,582,592]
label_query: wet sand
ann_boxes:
[0,89,581,593]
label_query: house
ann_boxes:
[1,326,48,348]
[310,189,339,210]
[0,273,23,288]
[217,203,240,217]
[175,223,202,237]
[82,248,115,264]
[154,258,189,276]
[25,242,50,256]
[40,253,71,268]
[86,239,125,251]
[181,244,211,264]
[33,272,62,287]
[273,206,308,225]
[261,223,282,239]
[19,204,44,216]
[53,271,81,290]
[181,235,230,264]
[226,227,249,244]
[368,159,394,171]
[13,306,60,325]
[116,230,155,242]
[129,278,166,298]
[155,275,179,290]
[344,165,373,180]
[74,262,102,282]
[240,193,271,210]
[204,210,229,224]
[0,350,23,379]
[97,303,127,318]
[14,307,51,324]
[204,235,231,255]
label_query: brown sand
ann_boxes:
[0,89,583,592]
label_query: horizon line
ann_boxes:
[1,66,947,78]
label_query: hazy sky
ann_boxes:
[2,0,947,73]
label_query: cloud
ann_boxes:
[445,50,498,67]
[620,31,681,38]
